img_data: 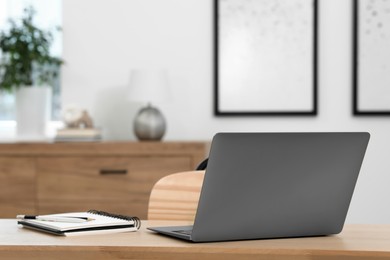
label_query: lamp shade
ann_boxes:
[127,69,171,103]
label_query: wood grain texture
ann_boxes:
[37,156,192,218]
[0,157,36,217]
[0,220,390,259]
[0,142,207,169]
[0,142,208,218]
[148,171,205,221]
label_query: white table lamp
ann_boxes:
[127,69,171,141]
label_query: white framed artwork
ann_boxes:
[215,0,318,116]
[354,0,390,115]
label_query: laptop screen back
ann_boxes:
[191,132,370,242]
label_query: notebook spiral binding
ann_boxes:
[87,210,141,229]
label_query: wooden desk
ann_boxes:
[1,220,390,259]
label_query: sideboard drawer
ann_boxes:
[0,157,36,217]
[36,156,193,218]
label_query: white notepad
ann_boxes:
[17,210,141,236]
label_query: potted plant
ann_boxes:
[0,6,63,139]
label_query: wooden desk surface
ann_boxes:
[1,220,390,259]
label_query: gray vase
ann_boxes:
[133,105,166,141]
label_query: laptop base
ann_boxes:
[147,225,193,241]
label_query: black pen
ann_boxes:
[16,215,94,223]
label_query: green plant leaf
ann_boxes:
[0,6,64,92]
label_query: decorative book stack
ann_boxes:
[55,128,102,142]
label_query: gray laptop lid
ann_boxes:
[191,132,370,242]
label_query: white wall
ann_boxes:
[62,0,390,224]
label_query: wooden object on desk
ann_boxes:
[1,220,390,259]
[0,142,208,219]
[148,171,205,221]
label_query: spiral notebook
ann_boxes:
[17,210,141,236]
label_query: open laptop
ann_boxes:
[148,132,370,242]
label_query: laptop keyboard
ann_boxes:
[173,229,193,236]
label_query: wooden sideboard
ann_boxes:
[0,142,208,219]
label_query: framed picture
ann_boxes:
[214,0,318,116]
[354,0,390,115]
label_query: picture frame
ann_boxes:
[353,0,390,115]
[214,0,318,116]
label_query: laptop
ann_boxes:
[148,132,370,242]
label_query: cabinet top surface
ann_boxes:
[0,141,208,156]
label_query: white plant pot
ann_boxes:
[16,86,52,140]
